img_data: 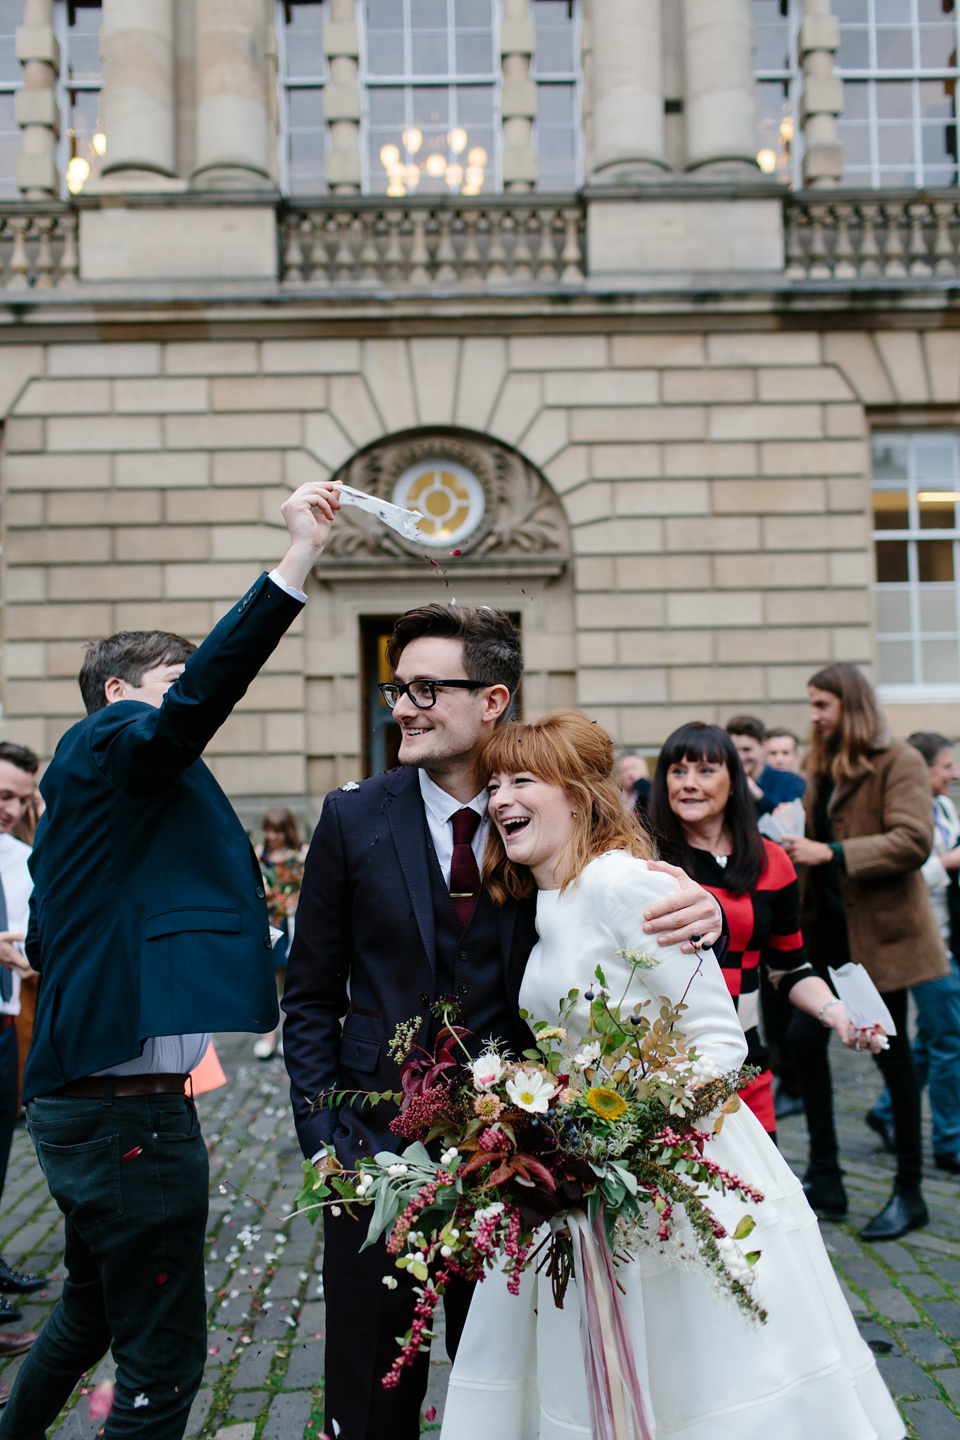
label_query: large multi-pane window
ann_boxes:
[278,1,327,195]
[363,0,499,196]
[753,0,803,187]
[54,0,104,195]
[873,430,960,697]
[836,0,960,187]
[532,0,581,190]
[0,0,21,198]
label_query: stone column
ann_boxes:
[800,0,843,186]
[589,0,667,183]
[324,0,361,194]
[193,0,272,189]
[15,0,59,198]
[682,0,759,175]
[501,0,536,192]
[100,0,176,181]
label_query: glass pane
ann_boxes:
[412,86,450,127]
[873,433,909,479]
[876,539,910,581]
[877,82,913,119]
[842,80,870,120]
[838,123,873,163]
[918,490,958,528]
[837,28,872,67]
[920,79,956,121]
[878,639,915,682]
[920,26,957,68]
[456,0,491,24]
[918,539,955,581]
[456,84,492,125]
[914,435,957,481]
[288,88,325,128]
[67,8,102,82]
[367,0,396,24]
[411,0,447,24]
[411,31,449,76]
[874,489,909,528]
[922,639,960,681]
[920,589,958,630]
[878,166,916,183]
[456,30,493,74]
[836,0,869,17]
[367,32,405,74]
[876,0,912,19]
[539,84,575,124]
[876,28,915,66]
[0,34,16,85]
[877,589,912,631]
[919,0,956,17]
[535,14,575,74]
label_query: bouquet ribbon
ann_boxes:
[568,1210,654,1440]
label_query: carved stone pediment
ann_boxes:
[324,428,570,568]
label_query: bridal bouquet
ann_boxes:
[296,950,767,1391]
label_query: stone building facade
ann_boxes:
[0,0,957,819]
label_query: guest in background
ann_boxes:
[727,715,806,816]
[866,733,960,1175]
[782,664,944,1241]
[253,806,308,1061]
[12,783,42,1118]
[614,748,651,818]
[650,721,869,1140]
[765,728,803,775]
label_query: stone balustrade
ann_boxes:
[785,193,960,279]
[0,204,77,287]
[278,197,587,288]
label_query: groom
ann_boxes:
[282,602,725,1440]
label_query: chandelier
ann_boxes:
[379,127,488,198]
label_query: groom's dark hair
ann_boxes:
[386,604,523,698]
[79,631,197,714]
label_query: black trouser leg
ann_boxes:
[788,1007,841,1177]
[871,988,923,1191]
[760,966,799,1096]
[322,1207,474,1440]
[0,1092,209,1440]
[0,1025,18,1199]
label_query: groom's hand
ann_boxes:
[642,862,724,953]
[275,481,342,592]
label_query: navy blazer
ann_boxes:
[23,572,303,1102]
[282,766,538,1164]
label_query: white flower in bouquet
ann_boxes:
[471,1053,504,1090]
[574,1041,602,1068]
[505,1067,554,1114]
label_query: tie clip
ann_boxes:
[450,892,474,898]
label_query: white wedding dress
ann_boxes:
[440,852,904,1440]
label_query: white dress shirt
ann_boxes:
[0,832,32,1017]
[418,769,489,884]
[98,571,305,1077]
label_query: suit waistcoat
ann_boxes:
[426,828,519,1057]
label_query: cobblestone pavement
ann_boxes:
[1,1031,960,1438]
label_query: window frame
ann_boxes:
[872,427,960,702]
[54,0,103,199]
[531,0,583,193]
[276,0,328,198]
[753,0,804,189]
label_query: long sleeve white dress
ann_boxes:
[439,852,904,1440]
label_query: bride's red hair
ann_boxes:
[479,709,654,904]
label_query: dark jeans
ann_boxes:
[0,1091,209,1440]
[788,987,922,1190]
[322,1205,474,1440]
[873,955,960,1155]
[0,1023,18,1198]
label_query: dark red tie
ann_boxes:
[449,808,481,929]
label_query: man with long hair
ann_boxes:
[783,663,946,1241]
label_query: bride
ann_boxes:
[439,710,903,1440]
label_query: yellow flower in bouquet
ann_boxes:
[586,1087,627,1121]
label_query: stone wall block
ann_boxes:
[3,492,43,526]
[576,592,665,628]
[6,641,46,678]
[708,404,824,442]
[47,417,161,452]
[303,413,354,473]
[615,554,715,591]
[563,481,612,526]
[874,332,930,404]
[164,413,301,450]
[361,340,417,432]
[715,627,830,663]
[212,451,283,487]
[577,667,668,705]
[829,550,872,586]
[7,528,111,565]
[571,517,663,555]
[454,337,507,431]
[571,407,705,444]
[210,376,327,412]
[766,589,869,625]
[825,404,866,439]
[261,339,361,375]
[509,336,608,371]
[49,564,162,602]
[589,444,661,479]
[611,334,705,369]
[576,631,616,667]
[544,371,657,407]
[285,448,333,488]
[832,625,873,660]
[4,452,111,491]
[14,379,111,416]
[265,712,306,753]
[48,343,162,378]
[760,440,865,476]
[613,480,709,515]
[4,568,45,601]
[618,629,713,665]
[327,376,384,449]
[0,347,44,417]
[115,452,209,488]
[763,513,867,550]
[115,527,210,562]
[204,713,264,754]
[713,551,829,588]
[409,338,459,426]
[923,332,960,404]
[661,369,753,404]
[235,673,304,711]
[757,366,855,403]
[827,477,868,511]
[670,666,765,703]
[5,418,44,452]
[165,341,259,375]
[164,561,259,599]
[666,591,762,627]
[114,600,213,633]
[821,334,895,404]
[211,524,285,561]
[207,754,306,795]
[5,679,80,718]
[664,442,757,477]
[114,378,210,414]
[521,409,569,467]
[488,374,542,446]
[5,602,112,640]
[706,334,821,367]
[712,477,826,513]
[665,516,760,551]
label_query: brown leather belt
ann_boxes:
[51,1073,188,1099]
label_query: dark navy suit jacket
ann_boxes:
[23,572,303,1102]
[755,765,806,817]
[282,765,538,1164]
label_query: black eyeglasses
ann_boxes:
[378,679,485,711]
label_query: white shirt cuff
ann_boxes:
[310,1148,328,1164]
[267,569,307,604]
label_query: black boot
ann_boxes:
[0,1257,48,1294]
[0,1297,23,1326]
[865,1110,896,1155]
[860,1186,928,1242]
[803,1171,848,1220]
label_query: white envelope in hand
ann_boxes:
[828,962,898,1036]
